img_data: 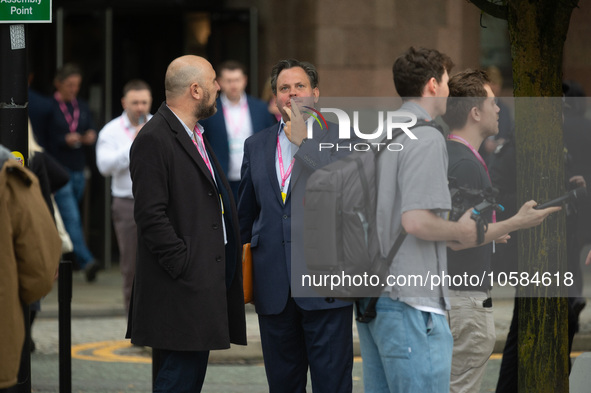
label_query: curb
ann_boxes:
[38,306,591,362]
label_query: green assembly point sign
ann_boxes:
[0,0,51,23]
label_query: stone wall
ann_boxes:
[227,0,589,98]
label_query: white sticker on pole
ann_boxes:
[10,24,25,50]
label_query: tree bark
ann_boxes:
[506,1,577,392]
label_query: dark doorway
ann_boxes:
[25,2,256,266]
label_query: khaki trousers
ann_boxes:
[447,290,496,393]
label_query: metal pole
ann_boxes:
[58,260,72,393]
[103,8,113,269]
[249,7,258,98]
[0,22,30,393]
[0,24,29,155]
[56,8,64,69]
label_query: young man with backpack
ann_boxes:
[355,47,479,393]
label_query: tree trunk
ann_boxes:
[507,1,577,392]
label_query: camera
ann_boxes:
[448,177,504,244]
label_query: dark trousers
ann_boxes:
[496,296,583,393]
[153,349,210,392]
[258,297,353,393]
[496,298,519,393]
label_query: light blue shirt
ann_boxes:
[275,120,299,196]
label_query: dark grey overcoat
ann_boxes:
[126,102,246,351]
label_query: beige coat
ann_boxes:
[0,156,61,389]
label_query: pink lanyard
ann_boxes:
[222,101,248,138]
[120,116,136,140]
[277,134,295,193]
[54,92,79,133]
[192,126,214,177]
[447,134,496,222]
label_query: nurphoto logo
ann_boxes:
[303,106,329,130]
[306,108,419,152]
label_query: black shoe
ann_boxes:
[85,262,100,282]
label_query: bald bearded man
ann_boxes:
[126,55,246,392]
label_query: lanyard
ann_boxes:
[447,134,496,223]
[277,134,295,200]
[193,127,225,218]
[222,101,249,139]
[120,116,136,140]
[54,92,79,134]
[192,126,214,177]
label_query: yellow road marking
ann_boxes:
[71,340,151,364]
[489,351,583,360]
[73,344,584,364]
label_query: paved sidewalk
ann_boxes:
[38,263,591,361]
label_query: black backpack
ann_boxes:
[303,120,441,303]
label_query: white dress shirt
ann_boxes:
[221,92,253,181]
[96,111,152,198]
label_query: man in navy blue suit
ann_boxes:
[238,59,353,393]
[200,61,277,200]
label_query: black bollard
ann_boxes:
[58,260,72,393]
[13,303,31,393]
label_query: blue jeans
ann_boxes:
[356,297,453,393]
[54,170,94,268]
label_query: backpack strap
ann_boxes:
[411,119,445,135]
[374,128,406,158]
[355,117,441,324]
[373,119,444,159]
[385,228,407,263]
[356,229,407,324]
